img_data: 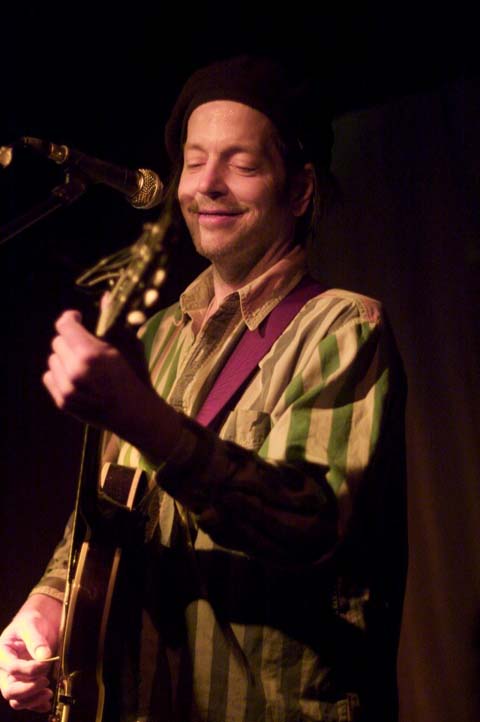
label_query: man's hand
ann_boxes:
[0,594,62,712]
[42,310,182,464]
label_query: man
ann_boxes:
[0,56,407,721]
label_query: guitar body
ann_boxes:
[51,463,147,722]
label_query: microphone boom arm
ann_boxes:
[0,171,88,246]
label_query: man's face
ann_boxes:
[178,100,302,280]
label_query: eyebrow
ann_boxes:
[183,142,260,155]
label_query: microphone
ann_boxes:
[21,136,164,209]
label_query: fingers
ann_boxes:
[43,310,114,413]
[0,632,50,677]
[43,354,76,409]
[0,597,62,711]
[0,670,53,712]
[0,647,49,677]
[0,652,52,712]
[51,334,84,375]
[42,308,156,438]
[55,309,83,333]
[43,365,102,419]
[54,310,108,360]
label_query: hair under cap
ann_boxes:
[164,55,333,171]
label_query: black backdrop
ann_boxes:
[0,5,478,722]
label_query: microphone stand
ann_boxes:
[0,171,88,247]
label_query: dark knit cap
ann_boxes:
[164,55,333,171]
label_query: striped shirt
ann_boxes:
[34,245,407,721]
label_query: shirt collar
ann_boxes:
[178,245,308,331]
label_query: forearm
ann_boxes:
[104,378,183,465]
[155,415,338,564]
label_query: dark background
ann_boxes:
[0,5,478,722]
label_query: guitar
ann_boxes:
[49,208,173,722]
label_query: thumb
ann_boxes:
[32,644,53,661]
[18,619,53,662]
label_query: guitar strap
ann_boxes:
[195,274,323,430]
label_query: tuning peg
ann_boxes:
[153,268,167,287]
[127,310,147,326]
[144,289,159,308]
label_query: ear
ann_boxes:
[290,163,314,217]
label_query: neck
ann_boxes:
[211,238,296,305]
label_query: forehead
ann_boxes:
[184,100,277,150]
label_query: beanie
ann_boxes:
[164,55,333,171]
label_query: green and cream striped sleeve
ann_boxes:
[155,291,403,564]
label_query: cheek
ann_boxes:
[234,178,274,209]
[177,171,193,205]
[177,184,185,208]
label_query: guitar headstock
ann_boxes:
[95,208,173,339]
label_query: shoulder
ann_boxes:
[306,289,405,389]
[298,286,386,337]
[319,288,383,324]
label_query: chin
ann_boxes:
[192,233,241,263]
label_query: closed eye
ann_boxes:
[233,165,257,174]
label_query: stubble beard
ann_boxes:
[189,222,274,286]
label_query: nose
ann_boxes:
[197,159,228,198]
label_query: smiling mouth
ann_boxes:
[195,209,243,216]
[193,209,244,227]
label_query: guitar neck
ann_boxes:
[66,204,174,573]
[66,424,103,584]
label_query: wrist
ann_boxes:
[22,593,63,617]
[115,385,184,466]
